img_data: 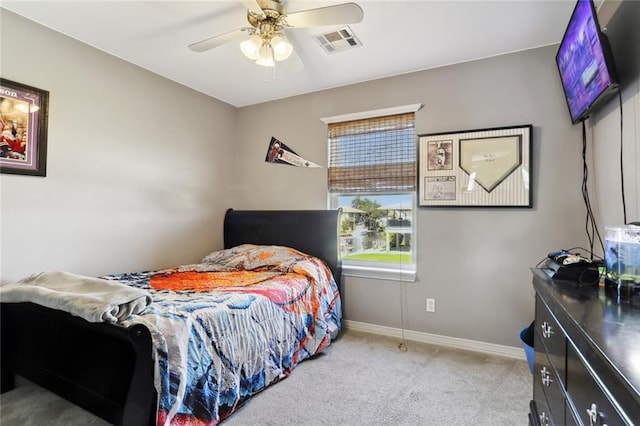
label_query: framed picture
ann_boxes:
[418,125,532,207]
[0,78,49,176]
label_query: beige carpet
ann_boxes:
[0,329,531,425]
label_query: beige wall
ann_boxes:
[0,10,237,282]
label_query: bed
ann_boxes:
[0,208,342,426]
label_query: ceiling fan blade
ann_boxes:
[188,28,247,52]
[285,3,364,28]
[241,0,265,18]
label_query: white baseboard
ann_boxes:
[343,319,526,361]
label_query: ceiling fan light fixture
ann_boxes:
[256,43,275,67]
[271,35,293,61]
[240,34,261,60]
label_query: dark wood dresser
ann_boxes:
[529,268,640,426]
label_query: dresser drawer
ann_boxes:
[530,398,553,426]
[535,294,567,380]
[566,342,629,425]
[534,347,566,426]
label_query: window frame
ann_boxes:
[323,104,422,283]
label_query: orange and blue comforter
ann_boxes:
[106,244,341,425]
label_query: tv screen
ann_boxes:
[555,0,619,124]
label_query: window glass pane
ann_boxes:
[337,194,414,265]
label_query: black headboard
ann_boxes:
[223,209,342,288]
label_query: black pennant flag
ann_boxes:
[265,137,320,168]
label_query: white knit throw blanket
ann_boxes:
[0,270,151,323]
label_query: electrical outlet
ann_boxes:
[426,298,435,313]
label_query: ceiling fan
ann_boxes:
[188,0,364,68]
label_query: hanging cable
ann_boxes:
[618,91,627,224]
[396,198,408,353]
[581,121,604,259]
[397,281,408,353]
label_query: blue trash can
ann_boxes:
[520,327,534,374]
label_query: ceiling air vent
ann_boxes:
[314,26,362,54]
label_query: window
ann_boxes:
[323,106,419,282]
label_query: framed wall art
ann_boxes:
[418,125,532,208]
[0,78,49,176]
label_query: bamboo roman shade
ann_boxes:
[328,112,416,193]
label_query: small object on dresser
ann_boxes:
[605,225,640,287]
[542,252,602,285]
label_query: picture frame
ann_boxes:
[0,78,49,176]
[418,125,532,207]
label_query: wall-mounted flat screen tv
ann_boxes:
[555,0,619,124]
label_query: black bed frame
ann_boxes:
[0,209,341,426]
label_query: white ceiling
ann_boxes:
[2,0,578,108]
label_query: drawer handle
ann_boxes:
[539,411,549,426]
[541,321,554,338]
[540,366,553,387]
[586,403,608,426]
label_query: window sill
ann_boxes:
[342,264,416,282]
